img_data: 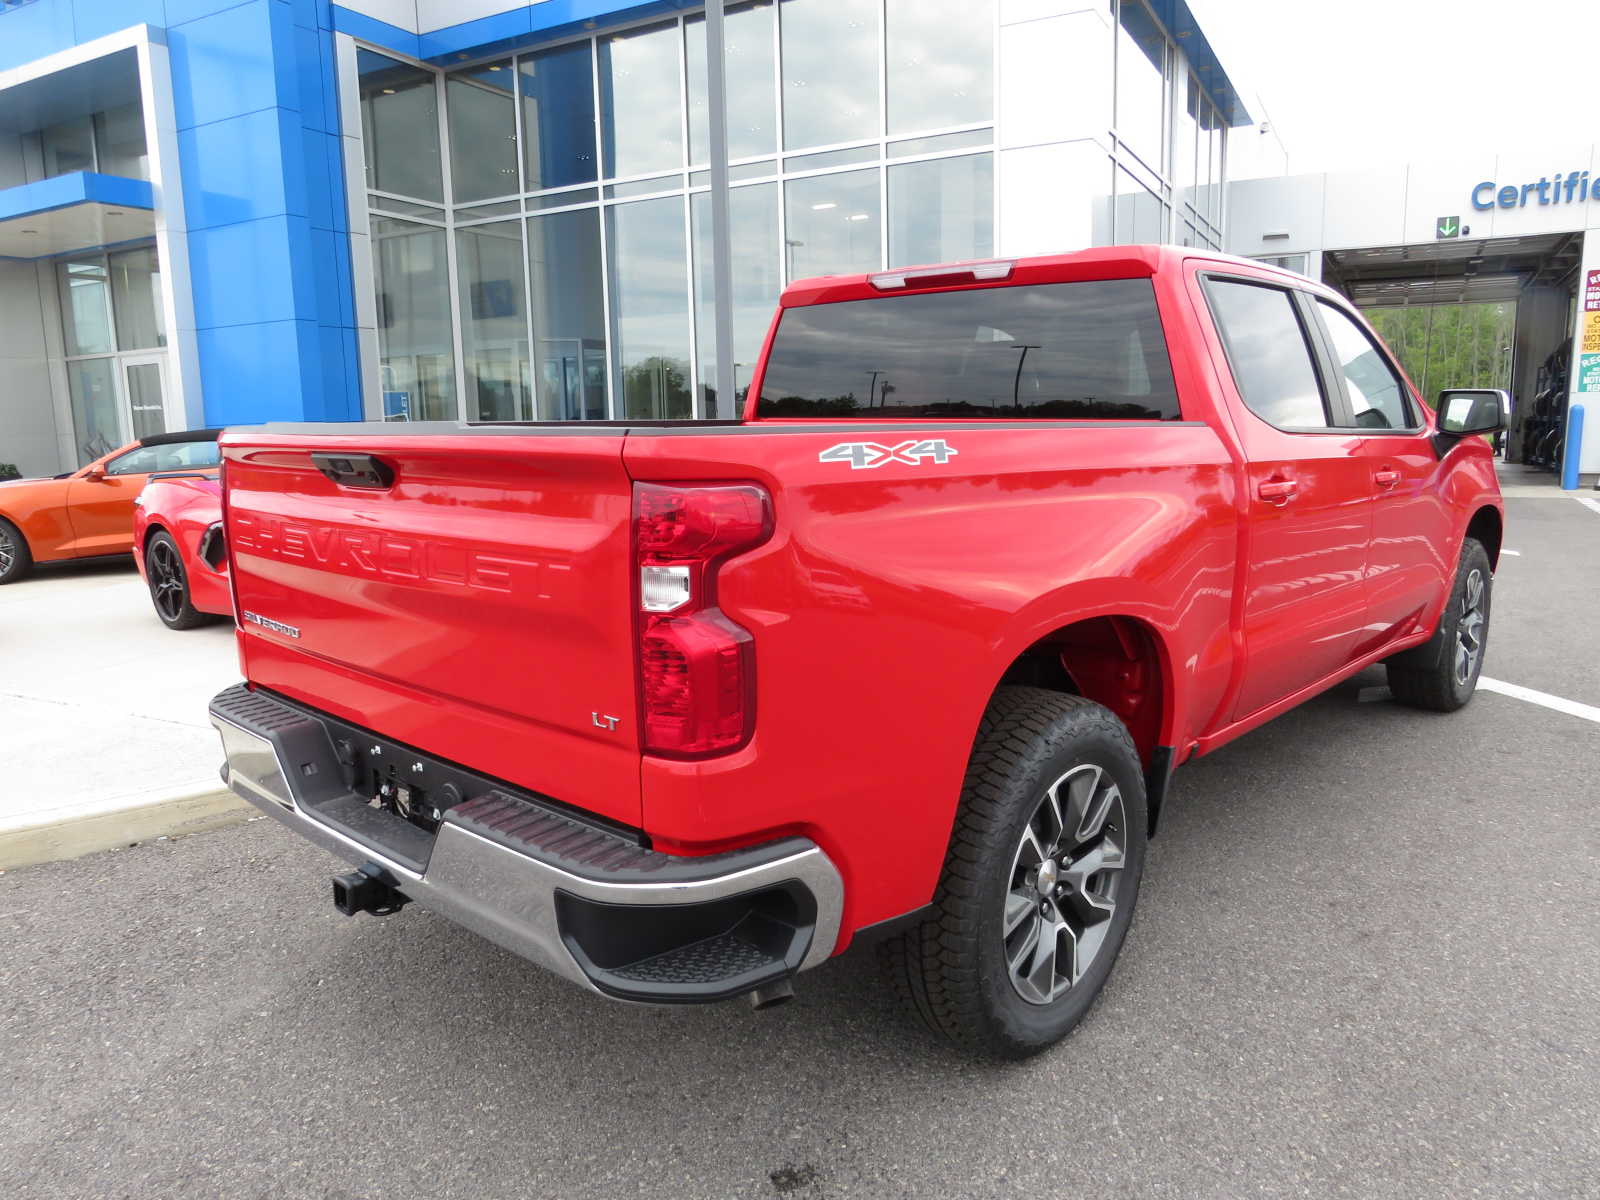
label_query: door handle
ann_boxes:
[1374,468,1400,489]
[1257,479,1297,505]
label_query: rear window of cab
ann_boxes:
[756,278,1180,420]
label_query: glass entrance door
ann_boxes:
[122,355,169,440]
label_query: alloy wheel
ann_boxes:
[1454,567,1486,685]
[150,539,186,622]
[1003,763,1127,1006]
[0,528,13,575]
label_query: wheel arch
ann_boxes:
[1465,504,1502,570]
[987,610,1179,834]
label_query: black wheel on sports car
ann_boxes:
[880,686,1148,1059]
[145,529,209,630]
[0,517,31,584]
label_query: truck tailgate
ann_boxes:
[222,429,642,827]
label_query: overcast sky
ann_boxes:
[1189,0,1600,178]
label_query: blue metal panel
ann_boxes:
[0,171,153,220]
[416,0,694,62]
[197,318,320,423]
[187,213,315,328]
[164,0,264,29]
[309,323,359,420]
[300,127,340,231]
[0,0,76,71]
[178,107,306,229]
[166,0,297,131]
[329,6,419,58]
[71,0,163,43]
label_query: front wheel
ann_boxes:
[880,687,1148,1059]
[144,529,210,630]
[0,517,31,584]
[1387,537,1492,712]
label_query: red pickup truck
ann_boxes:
[209,247,1504,1058]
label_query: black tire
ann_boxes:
[144,529,210,630]
[880,687,1148,1059]
[1386,538,1492,712]
[0,517,31,584]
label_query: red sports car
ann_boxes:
[133,471,232,629]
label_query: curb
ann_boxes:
[0,784,252,872]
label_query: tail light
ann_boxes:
[633,482,773,758]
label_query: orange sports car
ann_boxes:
[0,430,221,585]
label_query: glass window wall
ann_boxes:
[779,0,880,150]
[599,22,684,179]
[693,182,780,417]
[608,196,692,419]
[358,0,1010,422]
[784,168,880,279]
[93,103,148,179]
[1115,0,1166,175]
[447,61,518,203]
[888,153,992,267]
[372,217,456,421]
[520,42,598,190]
[359,50,444,203]
[109,246,165,350]
[528,206,609,420]
[58,259,115,357]
[885,0,993,135]
[40,115,95,178]
[687,2,776,164]
[457,220,531,420]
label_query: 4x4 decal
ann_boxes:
[818,439,959,470]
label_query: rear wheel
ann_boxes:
[145,529,209,630]
[0,518,31,584]
[1387,537,1492,712]
[880,687,1148,1059]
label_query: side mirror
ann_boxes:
[84,465,107,482]
[1436,389,1506,435]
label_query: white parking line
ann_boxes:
[1500,549,1522,556]
[1577,497,1600,517]
[1478,677,1600,725]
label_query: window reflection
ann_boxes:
[520,42,597,190]
[359,50,443,202]
[784,169,880,279]
[886,0,993,135]
[608,197,692,419]
[529,207,609,420]
[687,2,776,164]
[457,221,531,421]
[693,182,780,417]
[600,23,684,179]
[40,115,95,178]
[780,0,880,150]
[448,61,518,203]
[372,217,456,420]
[888,153,992,267]
[67,359,121,464]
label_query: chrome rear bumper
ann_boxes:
[209,684,843,1003]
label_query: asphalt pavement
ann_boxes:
[4,490,1598,1199]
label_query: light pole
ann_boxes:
[1011,344,1040,409]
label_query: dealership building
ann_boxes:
[0,0,1244,476]
[3,0,1596,482]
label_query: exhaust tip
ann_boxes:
[747,978,796,1010]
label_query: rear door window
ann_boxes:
[756,278,1181,420]
[1203,278,1330,430]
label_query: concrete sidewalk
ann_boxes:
[0,560,246,867]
